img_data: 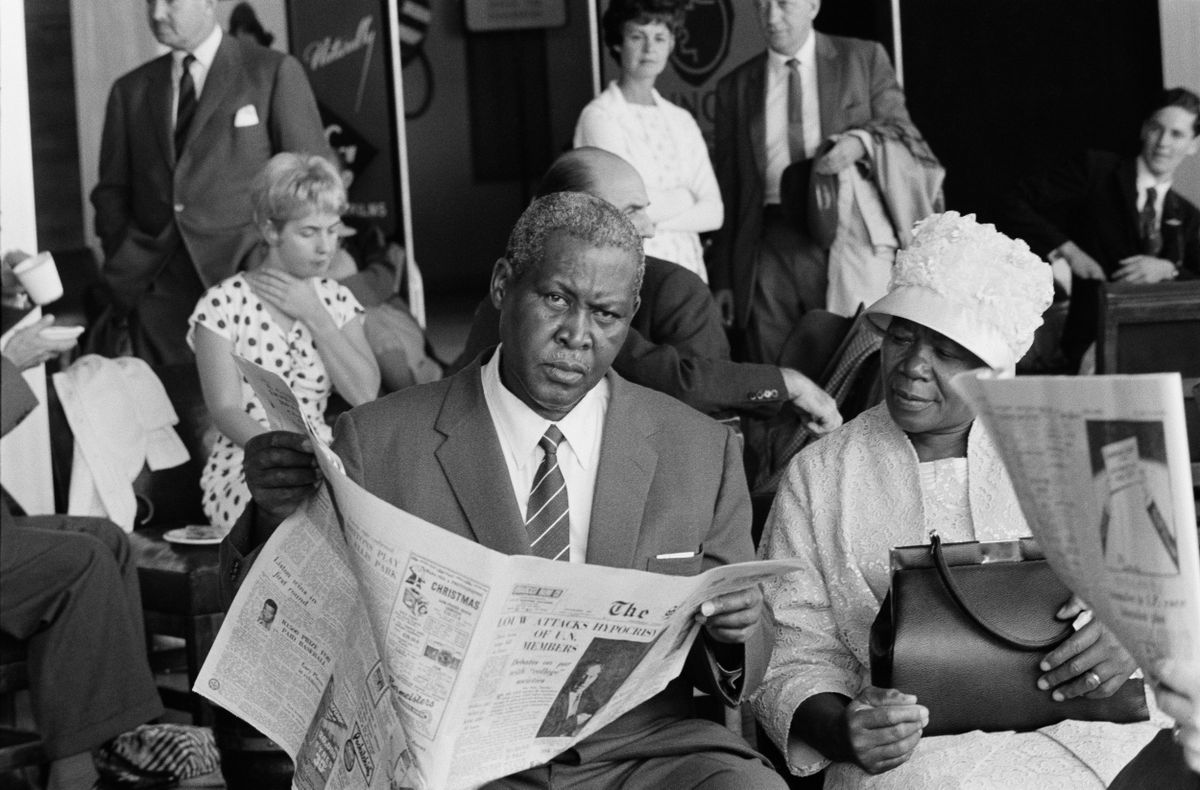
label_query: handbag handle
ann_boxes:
[930,534,1073,650]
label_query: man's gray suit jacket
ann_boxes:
[222,355,771,764]
[92,34,332,310]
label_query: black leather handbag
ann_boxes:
[869,534,1149,736]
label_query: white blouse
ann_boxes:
[574,82,722,281]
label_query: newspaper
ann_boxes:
[953,371,1200,674]
[195,358,802,790]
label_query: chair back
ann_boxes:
[1096,282,1200,478]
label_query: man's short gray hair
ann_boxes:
[504,192,644,295]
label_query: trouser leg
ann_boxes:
[747,213,827,364]
[0,522,162,758]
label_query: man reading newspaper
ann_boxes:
[221,192,786,789]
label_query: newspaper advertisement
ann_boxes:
[953,371,1200,674]
[196,358,802,789]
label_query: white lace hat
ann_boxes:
[864,211,1053,373]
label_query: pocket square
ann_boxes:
[233,105,259,128]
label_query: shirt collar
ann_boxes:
[1136,156,1172,193]
[177,23,222,70]
[481,346,608,472]
[768,32,815,71]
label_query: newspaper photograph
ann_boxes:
[953,371,1200,673]
[196,357,803,789]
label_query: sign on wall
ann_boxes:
[288,0,403,238]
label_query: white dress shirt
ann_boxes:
[481,347,608,563]
[764,35,822,205]
[172,24,222,128]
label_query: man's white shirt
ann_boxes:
[481,347,607,563]
[764,34,822,205]
[172,24,222,127]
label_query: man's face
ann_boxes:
[571,664,602,693]
[492,232,640,422]
[589,162,655,240]
[1140,106,1200,179]
[755,0,820,56]
[147,0,216,51]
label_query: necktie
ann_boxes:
[1139,186,1162,256]
[786,58,804,162]
[174,54,197,157]
[526,426,570,561]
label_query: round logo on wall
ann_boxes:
[670,0,734,87]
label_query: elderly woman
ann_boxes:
[752,212,1161,787]
[573,0,721,281]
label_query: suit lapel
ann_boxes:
[815,34,842,138]
[586,374,655,569]
[434,363,531,556]
[149,55,175,168]
[181,35,240,160]
[747,54,767,179]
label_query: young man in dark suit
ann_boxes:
[224,192,787,789]
[91,0,332,364]
[1004,87,1200,370]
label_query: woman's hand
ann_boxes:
[1037,596,1137,700]
[246,269,327,327]
[841,686,928,774]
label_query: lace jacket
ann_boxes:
[751,403,1030,775]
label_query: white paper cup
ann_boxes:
[12,251,64,305]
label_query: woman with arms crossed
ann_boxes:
[574,0,722,281]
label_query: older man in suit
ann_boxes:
[91,0,331,364]
[1003,87,1200,371]
[712,0,926,364]
[224,192,786,789]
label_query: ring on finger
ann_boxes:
[1086,671,1101,689]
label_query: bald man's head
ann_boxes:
[537,148,655,239]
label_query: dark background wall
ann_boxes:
[901,0,1163,223]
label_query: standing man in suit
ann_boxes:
[712,0,926,364]
[224,192,787,789]
[91,0,331,365]
[453,148,841,432]
[1003,87,1200,371]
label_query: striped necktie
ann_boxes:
[526,426,570,561]
[175,54,197,157]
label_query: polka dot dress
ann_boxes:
[186,273,363,530]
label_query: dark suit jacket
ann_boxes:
[537,687,600,738]
[1003,151,1200,362]
[223,358,771,764]
[450,256,788,417]
[91,33,331,310]
[712,34,916,327]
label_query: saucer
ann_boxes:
[163,525,225,545]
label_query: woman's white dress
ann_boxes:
[574,82,722,281]
[752,403,1161,789]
